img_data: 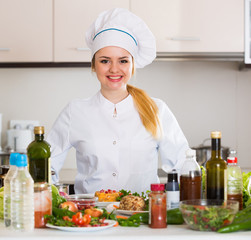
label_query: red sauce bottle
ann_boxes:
[149,183,167,228]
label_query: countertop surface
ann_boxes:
[0,221,250,240]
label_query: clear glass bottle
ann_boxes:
[149,183,167,228]
[180,149,201,201]
[166,170,180,209]
[227,156,243,210]
[11,154,34,231]
[27,126,51,183]
[206,131,227,201]
[4,153,20,227]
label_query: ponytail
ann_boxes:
[127,84,160,139]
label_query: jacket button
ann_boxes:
[112,173,117,177]
[113,141,117,145]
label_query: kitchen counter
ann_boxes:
[0,221,250,240]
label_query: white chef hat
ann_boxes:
[85,8,156,68]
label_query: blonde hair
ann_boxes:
[92,55,160,138]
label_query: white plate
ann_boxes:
[68,193,95,199]
[46,220,117,232]
[106,203,148,216]
[96,201,119,208]
[116,209,148,216]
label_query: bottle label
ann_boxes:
[166,191,180,209]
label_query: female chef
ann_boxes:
[47,8,190,194]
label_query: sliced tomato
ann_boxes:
[82,214,92,225]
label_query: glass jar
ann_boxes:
[34,182,52,228]
[149,183,167,228]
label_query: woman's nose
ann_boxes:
[109,62,119,73]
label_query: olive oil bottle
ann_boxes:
[27,126,51,183]
[206,131,227,200]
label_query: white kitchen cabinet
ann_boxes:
[131,0,244,53]
[245,0,251,63]
[0,0,53,62]
[54,0,130,62]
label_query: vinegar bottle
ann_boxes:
[180,149,201,201]
[206,131,227,201]
[27,126,51,183]
[11,154,34,231]
[227,156,243,210]
[4,153,19,227]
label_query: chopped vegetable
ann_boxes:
[180,204,235,231]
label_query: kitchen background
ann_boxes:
[0,61,251,182]
[0,0,251,183]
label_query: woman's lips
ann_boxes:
[107,75,123,82]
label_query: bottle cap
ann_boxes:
[167,169,178,182]
[9,152,20,165]
[227,157,237,164]
[150,183,165,191]
[211,131,221,139]
[16,154,28,167]
[34,126,45,135]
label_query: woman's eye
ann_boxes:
[120,60,128,64]
[100,59,109,64]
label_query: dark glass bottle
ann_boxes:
[27,126,51,183]
[206,131,227,200]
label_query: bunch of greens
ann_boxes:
[200,166,206,193]
[0,187,4,219]
[51,184,66,208]
[243,172,251,208]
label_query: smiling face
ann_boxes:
[93,46,133,97]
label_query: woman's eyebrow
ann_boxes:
[98,56,130,59]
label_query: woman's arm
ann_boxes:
[47,103,72,183]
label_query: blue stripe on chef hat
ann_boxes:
[93,28,138,46]
[85,8,156,68]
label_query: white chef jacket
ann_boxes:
[47,91,189,194]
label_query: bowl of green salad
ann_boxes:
[179,199,239,231]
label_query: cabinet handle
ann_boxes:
[0,48,10,51]
[169,37,200,41]
[76,48,90,51]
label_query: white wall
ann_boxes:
[0,61,250,178]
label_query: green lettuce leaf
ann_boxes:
[243,172,251,208]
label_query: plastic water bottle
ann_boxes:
[227,156,243,210]
[11,154,34,231]
[4,153,20,227]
